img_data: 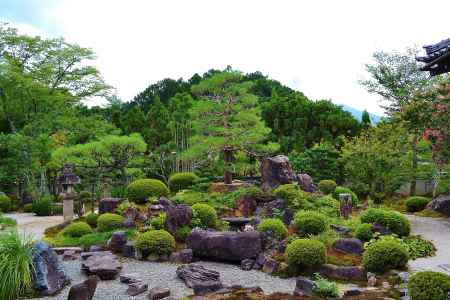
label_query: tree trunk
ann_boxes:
[224,148,233,184]
[410,134,418,196]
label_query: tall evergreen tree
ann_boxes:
[361,110,371,128]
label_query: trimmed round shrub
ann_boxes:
[126,179,169,204]
[192,203,217,228]
[360,208,410,237]
[408,271,450,300]
[333,186,358,206]
[273,184,300,201]
[355,223,374,242]
[175,226,192,242]
[85,213,99,227]
[134,229,175,256]
[23,203,33,213]
[97,213,124,232]
[0,195,12,212]
[168,172,199,193]
[285,239,326,269]
[362,239,409,273]
[292,211,327,236]
[32,196,53,216]
[406,196,430,213]
[318,180,337,195]
[61,222,93,238]
[257,218,288,239]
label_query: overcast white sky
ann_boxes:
[2,0,450,115]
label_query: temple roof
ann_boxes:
[417,38,450,76]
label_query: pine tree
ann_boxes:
[361,110,371,128]
[145,96,171,148]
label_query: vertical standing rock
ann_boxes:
[260,155,296,190]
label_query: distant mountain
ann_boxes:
[340,104,382,124]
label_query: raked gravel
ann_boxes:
[29,258,297,300]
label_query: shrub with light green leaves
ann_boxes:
[257,218,288,239]
[285,238,326,269]
[134,229,175,256]
[292,211,327,236]
[97,213,124,232]
[362,238,409,273]
[168,172,199,193]
[150,213,166,230]
[360,208,410,237]
[192,203,217,228]
[175,226,191,242]
[61,222,93,238]
[406,196,430,213]
[32,196,53,216]
[355,223,374,242]
[126,179,169,204]
[85,213,99,227]
[0,195,12,213]
[408,271,450,300]
[318,180,337,195]
[333,186,358,206]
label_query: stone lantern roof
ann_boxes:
[57,164,80,186]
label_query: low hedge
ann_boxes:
[257,218,288,239]
[405,196,430,213]
[292,211,327,236]
[285,238,326,270]
[318,180,337,195]
[168,172,199,193]
[362,239,409,273]
[126,179,169,204]
[97,213,124,232]
[408,271,450,300]
[134,229,175,256]
[61,222,93,238]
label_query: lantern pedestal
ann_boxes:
[63,194,75,222]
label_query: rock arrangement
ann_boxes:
[176,264,223,295]
[260,155,296,190]
[81,251,122,280]
[67,276,98,300]
[427,194,450,216]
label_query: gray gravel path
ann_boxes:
[407,214,450,275]
[5,212,63,239]
[29,259,296,300]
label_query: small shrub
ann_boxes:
[318,180,337,195]
[285,238,326,269]
[85,213,99,227]
[402,236,435,260]
[150,213,166,230]
[172,190,208,206]
[97,213,124,232]
[115,200,136,215]
[175,226,192,242]
[32,196,53,216]
[408,271,450,300]
[0,214,17,227]
[168,172,200,193]
[0,195,12,212]
[355,223,374,242]
[313,274,339,298]
[333,186,358,206]
[192,203,217,228]
[134,229,175,256]
[126,179,169,204]
[274,184,300,201]
[349,182,370,199]
[360,208,411,237]
[312,195,340,217]
[61,222,93,238]
[257,218,288,239]
[406,196,430,213]
[292,211,327,236]
[23,203,33,213]
[79,231,113,249]
[362,239,409,273]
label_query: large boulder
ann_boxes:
[98,198,122,214]
[319,264,366,281]
[260,155,296,190]
[332,238,364,255]
[31,241,71,296]
[255,198,294,225]
[81,252,122,280]
[67,276,98,300]
[297,173,317,193]
[186,230,262,262]
[176,264,222,295]
[236,196,257,217]
[107,231,127,254]
[151,197,192,234]
[293,276,315,297]
[427,194,450,216]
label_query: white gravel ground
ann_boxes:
[29,258,297,300]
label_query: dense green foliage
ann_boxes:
[285,239,327,269]
[32,196,53,216]
[313,274,339,298]
[362,238,409,273]
[61,222,93,238]
[168,172,199,193]
[97,213,124,232]
[85,213,99,227]
[292,211,327,236]
[192,203,217,228]
[360,208,411,237]
[0,231,35,300]
[126,179,169,203]
[257,218,288,239]
[318,180,337,195]
[0,195,12,212]
[134,230,175,256]
[355,223,374,242]
[332,186,358,206]
[150,213,166,230]
[408,271,450,300]
[406,196,430,212]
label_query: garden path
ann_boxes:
[407,214,450,275]
[5,212,63,239]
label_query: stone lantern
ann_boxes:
[57,164,80,222]
[339,193,353,219]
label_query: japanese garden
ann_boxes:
[0,21,449,300]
